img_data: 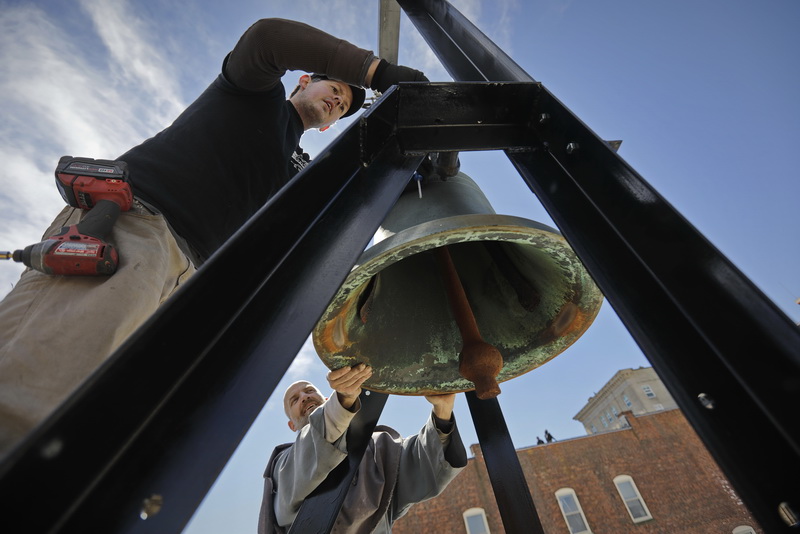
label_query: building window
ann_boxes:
[623,394,632,407]
[611,405,619,416]
[642,385,656,398]
[732,527,756,534]
[653,403,664,411]
[600,415,608,428]
[463,507,490,534]
[555,488,592,533]
[590,424,597,433]
[613,475,652,523]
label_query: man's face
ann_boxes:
[284,381,325,432]
[290,77,353,129]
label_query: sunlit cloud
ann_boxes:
[286,336,327,380]
[78,0,186,126]
[0,1,188,298]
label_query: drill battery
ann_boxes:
[55,156,133,211]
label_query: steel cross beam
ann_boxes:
[399,0,800,532]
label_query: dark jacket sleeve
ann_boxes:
[223,18,375,92]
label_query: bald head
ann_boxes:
[283,380,325,432]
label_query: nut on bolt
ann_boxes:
[697,393,715,410]
[140,494,164,520]
[566,142,580,154]
[778,502,799,527]
[39,437,64,459]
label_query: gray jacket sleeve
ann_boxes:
[272,396,358,528]
[390,413,468,521]
[223,18,375,92]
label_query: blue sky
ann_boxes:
[0,1,798,532]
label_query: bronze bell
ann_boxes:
[312,170,603,398]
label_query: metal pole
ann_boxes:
[466,392,544,534]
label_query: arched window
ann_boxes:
[613,475,652,522]
[732,526,756,534]
[555,488,592,533]
[462,507,490,534]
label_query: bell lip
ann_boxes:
[312,213,604,396]
[356,213,564,273]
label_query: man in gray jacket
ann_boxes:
[259,364,467,533]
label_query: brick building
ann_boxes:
[393,408,762,534]
[573,367,678,435]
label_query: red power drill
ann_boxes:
[1,156,132,275]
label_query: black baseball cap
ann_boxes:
[310,74,366,118]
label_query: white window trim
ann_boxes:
[555,488,592,533]
[463,507,491,534]
[613,475,653,523]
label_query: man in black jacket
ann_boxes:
[0,18,427,457]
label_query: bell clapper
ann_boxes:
[433,246,503,399]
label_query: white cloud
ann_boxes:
[400,0,522,82]
[0,1,189,298]
[286,335,327,380]
[77,0,186,126]
[260,335,327,416]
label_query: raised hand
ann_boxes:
[424,393,456,421]
[368,59,428,93]
[327,363,373,409]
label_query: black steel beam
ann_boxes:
[466,392,543,534]
[509,94,800,534]
[395,82,539,154]
[398,0,531,82]
[400,0,800,531]
[0,88,423,533]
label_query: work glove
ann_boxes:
[369,59,429,93]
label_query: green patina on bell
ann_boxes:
[312,172,603,396]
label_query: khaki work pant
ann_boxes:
[0,203,195,457]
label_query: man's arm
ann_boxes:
[272,396,351,527]
[224,18,374,92]
[390,394,468,521]
[224,19,428,98]
[328,363,372,410]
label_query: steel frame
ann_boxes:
[399,1,800,532]
[1,0,798,533]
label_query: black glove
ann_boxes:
[369,59,429,93]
